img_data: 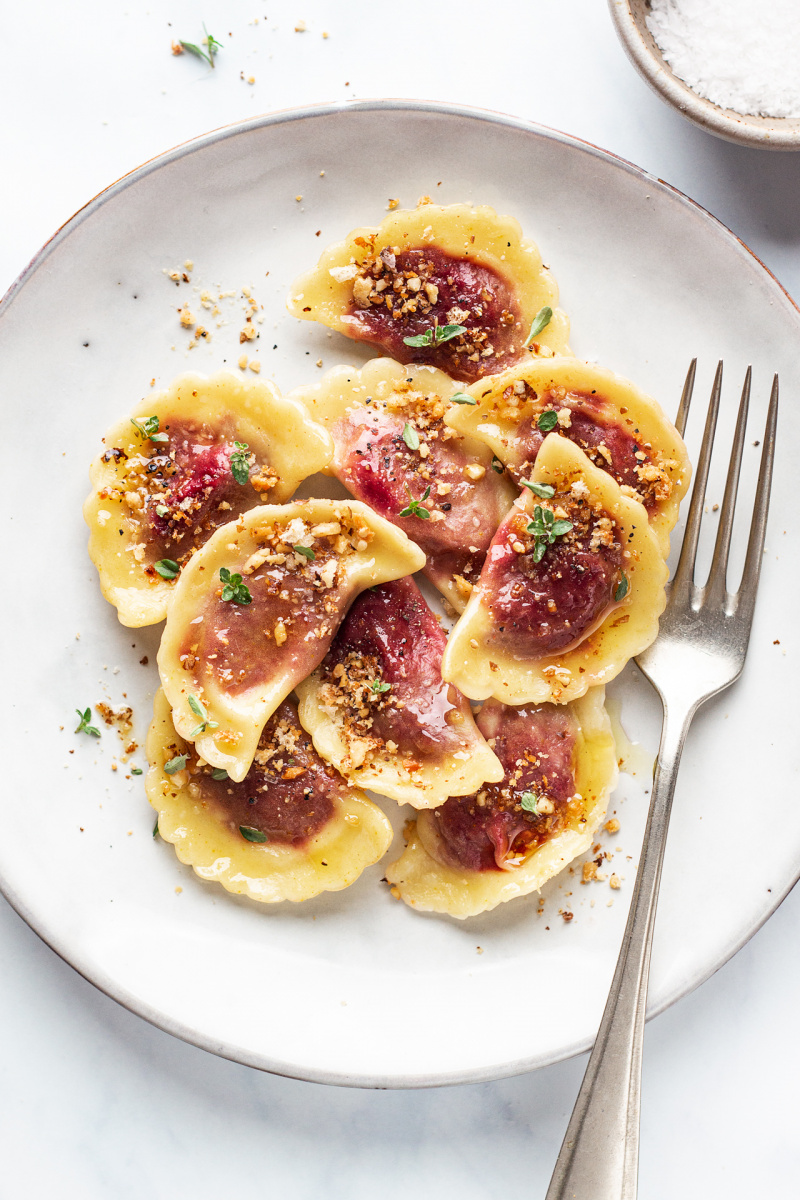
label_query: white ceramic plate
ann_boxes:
[1,100,797,1088]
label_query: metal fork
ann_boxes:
[545,361,779,1200]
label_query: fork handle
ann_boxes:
[545,700,693,1200]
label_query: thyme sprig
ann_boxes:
[230,441,251,485]
[403,322,466,348]
[75,707,101,738]
[179,25,223,68]
[131,415,168,444]
[526,504,574,563]
[399,483,431,520]
[188,694,218,738]
[219,567,252,604]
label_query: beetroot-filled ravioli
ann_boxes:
[85,371,333,626]
[288,203,569,383]
[146,690,392,904]
[445,358,690,557]
[290,359,516,612]
[158,498,426,782]
[442,435,668,706]
[297,576,502,808]
[385,690,617,917]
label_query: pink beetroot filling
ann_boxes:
[143,421,253,558]
[481,510,623,657]
[334,409,508,588]
[324,577,473,759]
[423,701,578,872]
[513,394,657,509]
[343,247,524,384]
[189,557,350,698]
[198,700,338,844]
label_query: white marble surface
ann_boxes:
[2,2,799,1195]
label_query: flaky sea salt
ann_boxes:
[646,0,800,118]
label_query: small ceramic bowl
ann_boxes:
[608,0,800,150]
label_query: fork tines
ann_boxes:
[673,360,778,619]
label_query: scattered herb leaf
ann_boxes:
[219,567,252,604]
[402,322,467,348]
[615,572,629,602]
[520,791,543,813]
[526,505,574,563]
[537,410,559,433]
[491,455,505,474]
[239,825,268,843]
[131,766,143,776]
[230,440,251,485]
[131,415,168,443]
[521,479,555,500]
[75,707,101,738]
[371,680,392,694]
[179,24,222,68]
[450,391,477,406]
[524,306,553,346]
[164,754,188,774]
[154,558,180,580]
[211,768,228,781]
[402,422,420,450]
[188,694,218,737]
[153,817,159,839]
[399,483,431,520]
[293,544,316,560]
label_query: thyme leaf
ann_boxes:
[520,479,555,500]
[524,306,553,346]
[154,558,180,580]
[615,572,629,602]
[537,410,559,433]
[239,825,268,843]
[450,391,477,405]
[402,422,420,450]
[164,754,188,774]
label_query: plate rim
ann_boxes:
[1,96,798,1090]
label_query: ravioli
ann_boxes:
[287,202,569,383]
[296,576,502,808]
[444,357,690,557]
[158,498,426,782]
[84,371,333,627]
[442,435,668,705]
[290,358,516,612]
[385,689,617,917]
[146,690,392,904]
